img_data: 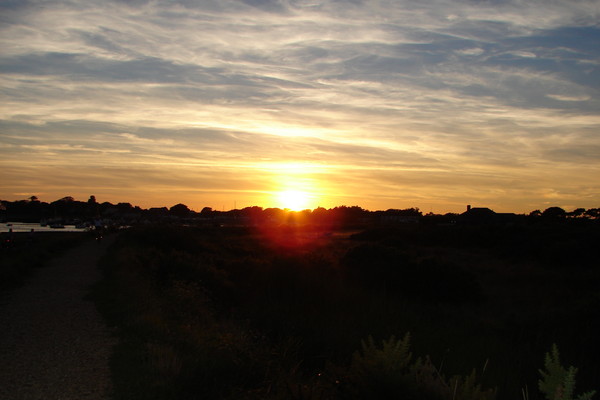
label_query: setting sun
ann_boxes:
[276,190,312,211]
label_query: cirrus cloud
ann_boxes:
[1,0,599,212]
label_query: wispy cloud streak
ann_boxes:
[1,0,599,211]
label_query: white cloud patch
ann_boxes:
[507,51,537,58]
[456,47,485,56]
[546,93,592,102]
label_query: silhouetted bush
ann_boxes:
[342,243,410,285]
[405,258,483,304]
[342,243,482,304]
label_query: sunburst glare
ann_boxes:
[276,189,313,211]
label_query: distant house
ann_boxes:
[460,205,516,224]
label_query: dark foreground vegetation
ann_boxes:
[0,231,86,290]
[92,219,599,400]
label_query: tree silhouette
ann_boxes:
[200,207,213,216]
[169,203,191,218]
[584,208,599,219]
[565,208,584,218]
[58,196,75,203]
[542,207,566,219]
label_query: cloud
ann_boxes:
[1,0,599,211]
[546,94,592,102]
[0,52,225,83]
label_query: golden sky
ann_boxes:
[1,0,599,213]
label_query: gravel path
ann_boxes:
[0,236,117,400]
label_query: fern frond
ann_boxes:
[576,391,596,400]
[539,344,568,399]
[563,366,578,400]
[353,333,412,375]
[538,344,596,400]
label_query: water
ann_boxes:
[1,222,88,233]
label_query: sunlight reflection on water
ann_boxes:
[1,222,88,233]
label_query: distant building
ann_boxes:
[461,205,516,224]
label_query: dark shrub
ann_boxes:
[342,244,482,304]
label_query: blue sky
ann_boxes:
[1,0,599,212]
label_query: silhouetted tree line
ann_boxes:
[530,206,600,219]
[1,196,598,225]
[0,195,144,223]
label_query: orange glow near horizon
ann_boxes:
[265,162,326,211]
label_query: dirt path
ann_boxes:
[0,236,117,400]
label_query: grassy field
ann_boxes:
[92,221,599,399]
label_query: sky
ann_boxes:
[1,0,599,213]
